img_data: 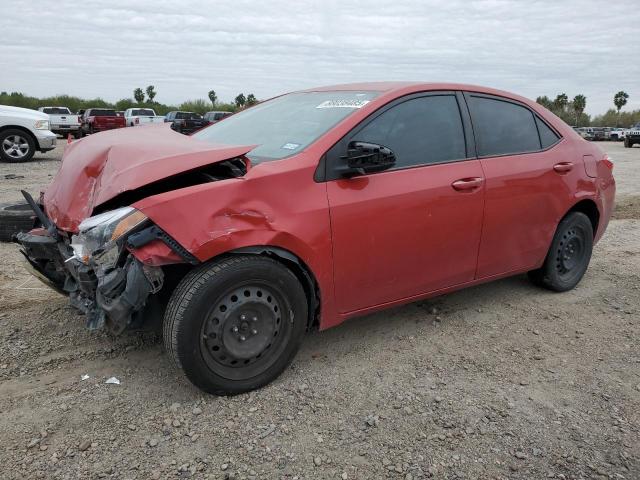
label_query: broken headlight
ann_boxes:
[70,207,148,268]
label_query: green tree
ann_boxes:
[246,93,257,106]
[614,91,629,113]
[572,95,586,126]
[536,95,553,110]
[234,93,246,108]
[553,93,569,112]
[146,85,156,103]
[613,91,629,127]
[208,90,217,107]
[133,88,145,104]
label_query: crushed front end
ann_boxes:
[16,198,193,335]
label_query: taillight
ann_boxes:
[77,116,81,123]
[602,155,614,171]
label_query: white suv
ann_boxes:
[0,105,57,162]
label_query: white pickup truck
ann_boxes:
[38,107,81,138]
[123,108,165,127]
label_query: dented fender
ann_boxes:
[132,157,339,329]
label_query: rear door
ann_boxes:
[326,92,485,313]
[464,92,574,278]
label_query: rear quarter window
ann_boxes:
[468,96,541,156]
[535,116,560,148]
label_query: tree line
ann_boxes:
[536,90,638,127]
[1,87,638,127]
[0,86,260,116]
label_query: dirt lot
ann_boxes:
[0,141,638,480]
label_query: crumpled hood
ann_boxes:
[43,124,253,232]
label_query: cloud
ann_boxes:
[0,0,638,114]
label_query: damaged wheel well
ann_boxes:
[227,246,320,330]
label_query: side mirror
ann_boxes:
[339,141,396,177]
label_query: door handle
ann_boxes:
[451,177,484,191]
[553,162,574,173]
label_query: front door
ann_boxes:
[325,93,485,313]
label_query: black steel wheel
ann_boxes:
[528,212,593,292]
[164,255,308,395]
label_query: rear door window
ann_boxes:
[468,95,541,156]
[353,95,467,169]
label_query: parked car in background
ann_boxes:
[0,105,56,162]
[602,127,613,140]
[625,123,640,148]
[165,111,208,134]
[592,127,606,141]
[80,108,126,135]
[576,127,594,140]
[203,111,232,125]
[124,108,165,127]
[38,106,81,138]
[610,128,626,141]
[16,82,615,395]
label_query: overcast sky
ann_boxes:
[1,0,638,115]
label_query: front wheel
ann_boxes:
[0,129,35,163]
[164,255,308,395]
[528,212,593,292]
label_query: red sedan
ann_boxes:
[17,82,615,394]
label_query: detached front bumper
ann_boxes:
[16,228,163,334]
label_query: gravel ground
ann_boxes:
[0,140,638,480]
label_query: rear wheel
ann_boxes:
[528,212,593,292]
[164,255,308,395]
[624,138,633,148]
[0,129,35,163]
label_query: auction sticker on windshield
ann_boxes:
[316,99,370,109]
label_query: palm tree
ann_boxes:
[613,91,629,127]
[572,95,586,126]
[133,88,145,104]
[208,90,217,107]
[553,93,568,113]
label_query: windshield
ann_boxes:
[42,107,71,114]
[193,91,379,162]
[132,109,155,116]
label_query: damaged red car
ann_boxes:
[16,83,615,395]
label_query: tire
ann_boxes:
[0,201,35,242]
[0,129,36,163]
[527,212,593,292]
[624,138,632,148]
[164,255,308,395]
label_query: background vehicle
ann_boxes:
[80,108,126,135]
[164,111,208,134]
[203,111,232,125]
[592,127,606,141]
[624,123,640,147]
[0,105,56,162]
[38,107,81,138]
[124,108,165,127]
[575,127,594,140]
[610,128,626,141]
[16,83,615,395]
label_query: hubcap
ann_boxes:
[2,135,29,159]
[200,285,283,370]
[556,228,584,275]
